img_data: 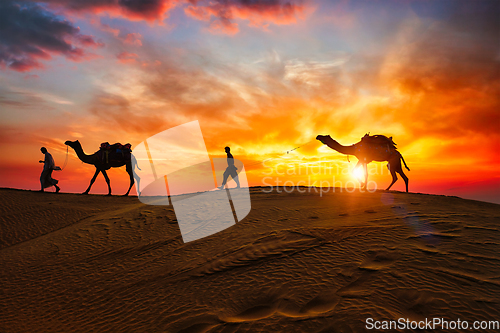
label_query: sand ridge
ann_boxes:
[0,188,499,332]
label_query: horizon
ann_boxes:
[1,0,498,204]
[1,186,498,206]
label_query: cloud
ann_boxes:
[37,0,310,32]
[37,0,177,22]
[123,33,143,46]
[0,0,311,74]
[1,86,74,107]
[0,87,52,108]
[92,18,144,47]
[88,92,174,140]
[379,0,500,140]
[85,0,498,172]
[185,0,309,34]
[24,74,40,79]
[284,57,349,88]
[87,46,354,156]
[116,51,139,64]
[0,1,103,72]
[97,21,121,37]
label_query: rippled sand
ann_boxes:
[1,187,499,332]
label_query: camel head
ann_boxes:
[65,140,80,149]
[316,135,333,145]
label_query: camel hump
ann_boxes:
[100,142,132,151]
[361,134,397,149]
[97,142,133,165]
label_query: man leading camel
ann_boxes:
[39,147,60,193]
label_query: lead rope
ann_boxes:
[245,140,316,168]
[56,146,69,171]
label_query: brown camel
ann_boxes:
[65,140,134,196]
[316,134,410,192]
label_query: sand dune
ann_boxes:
[0,187,499,332]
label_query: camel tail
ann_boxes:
[400,153,410,171]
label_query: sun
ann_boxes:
[352,166,365,180]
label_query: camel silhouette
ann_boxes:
[65,140,134,196]
[316,134,410,192]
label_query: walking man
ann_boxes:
[218,146,240,190]
[39,147,60,193]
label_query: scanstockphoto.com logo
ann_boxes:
[132,121,251,243]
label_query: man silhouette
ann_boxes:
[218,146,240,190]
[39,147,60,193]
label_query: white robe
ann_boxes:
[41,152,58,188]
[43,152,55,170]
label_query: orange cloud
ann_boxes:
[36,0,312,30]
[90,15,497,198]
[89,92,175,139]
[40,0,178,22]
[2,1,498,202]
[116,52,139,64]
[185,0,309,34]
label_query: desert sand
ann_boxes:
[0,187,499,332]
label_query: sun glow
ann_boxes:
[352,166,365,180]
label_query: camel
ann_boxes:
[316,134,410,192]
[65,140,134,196]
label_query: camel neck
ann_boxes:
[325,139,355,155]
[72,142,94,164]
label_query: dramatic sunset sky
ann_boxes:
[0,0,498,203]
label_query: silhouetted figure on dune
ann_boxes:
[39,147,60,193]
[316,133,410,192]
[218,146,240,190]
[131,154,141,196]
[65,140,134,196]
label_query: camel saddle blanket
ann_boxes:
[361,134,397,149]
[97,142,132,165]
[356,134,398,159]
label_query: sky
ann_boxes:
[0,0,499,203]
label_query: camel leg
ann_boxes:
[387,156,409,192]
[101,169,112,196]
[84,169,101,194]
[398,169,409,193]
[386,169,398,191]
[124,162,134,196]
